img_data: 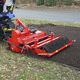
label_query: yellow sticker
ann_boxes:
[65,45,67,47]
[56,50,58,53]
[11,6,13,11]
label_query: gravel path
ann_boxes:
[14,9,80,23]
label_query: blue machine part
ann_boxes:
[0,13,15,18]
[0,14,3,17]
[6,13,15,18]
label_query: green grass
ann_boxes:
[13,18,80,27]
[0,19,80,80]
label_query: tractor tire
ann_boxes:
[3,20,15,39]
[8,20,15,29]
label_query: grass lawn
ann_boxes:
[0,18,80,80]
[14,18,80,27]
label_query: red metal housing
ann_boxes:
[7,19,73,57]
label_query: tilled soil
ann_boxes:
[26,24,80,69]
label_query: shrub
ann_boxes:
[36,0,44,6]
[44,0,58,6]
[76,1,80,6]
[62,0,74,6]
[73,1,77,5]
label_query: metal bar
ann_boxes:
[16,19,28,29]
[37,40,73,57]
[3,39,26,50]
[32,37,60,48]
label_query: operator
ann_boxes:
[3,0,15,14]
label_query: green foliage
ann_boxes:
[62,0,74,6]
[36,0,44,6]
[75,1,80,6]
[73,1,77,5]
[44,0,58,6]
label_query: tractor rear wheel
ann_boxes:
[8,20,15,29]
[4,20,15,38]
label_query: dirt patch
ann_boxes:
[26,24,80,69]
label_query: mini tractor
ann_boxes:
[0,0,15,39]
